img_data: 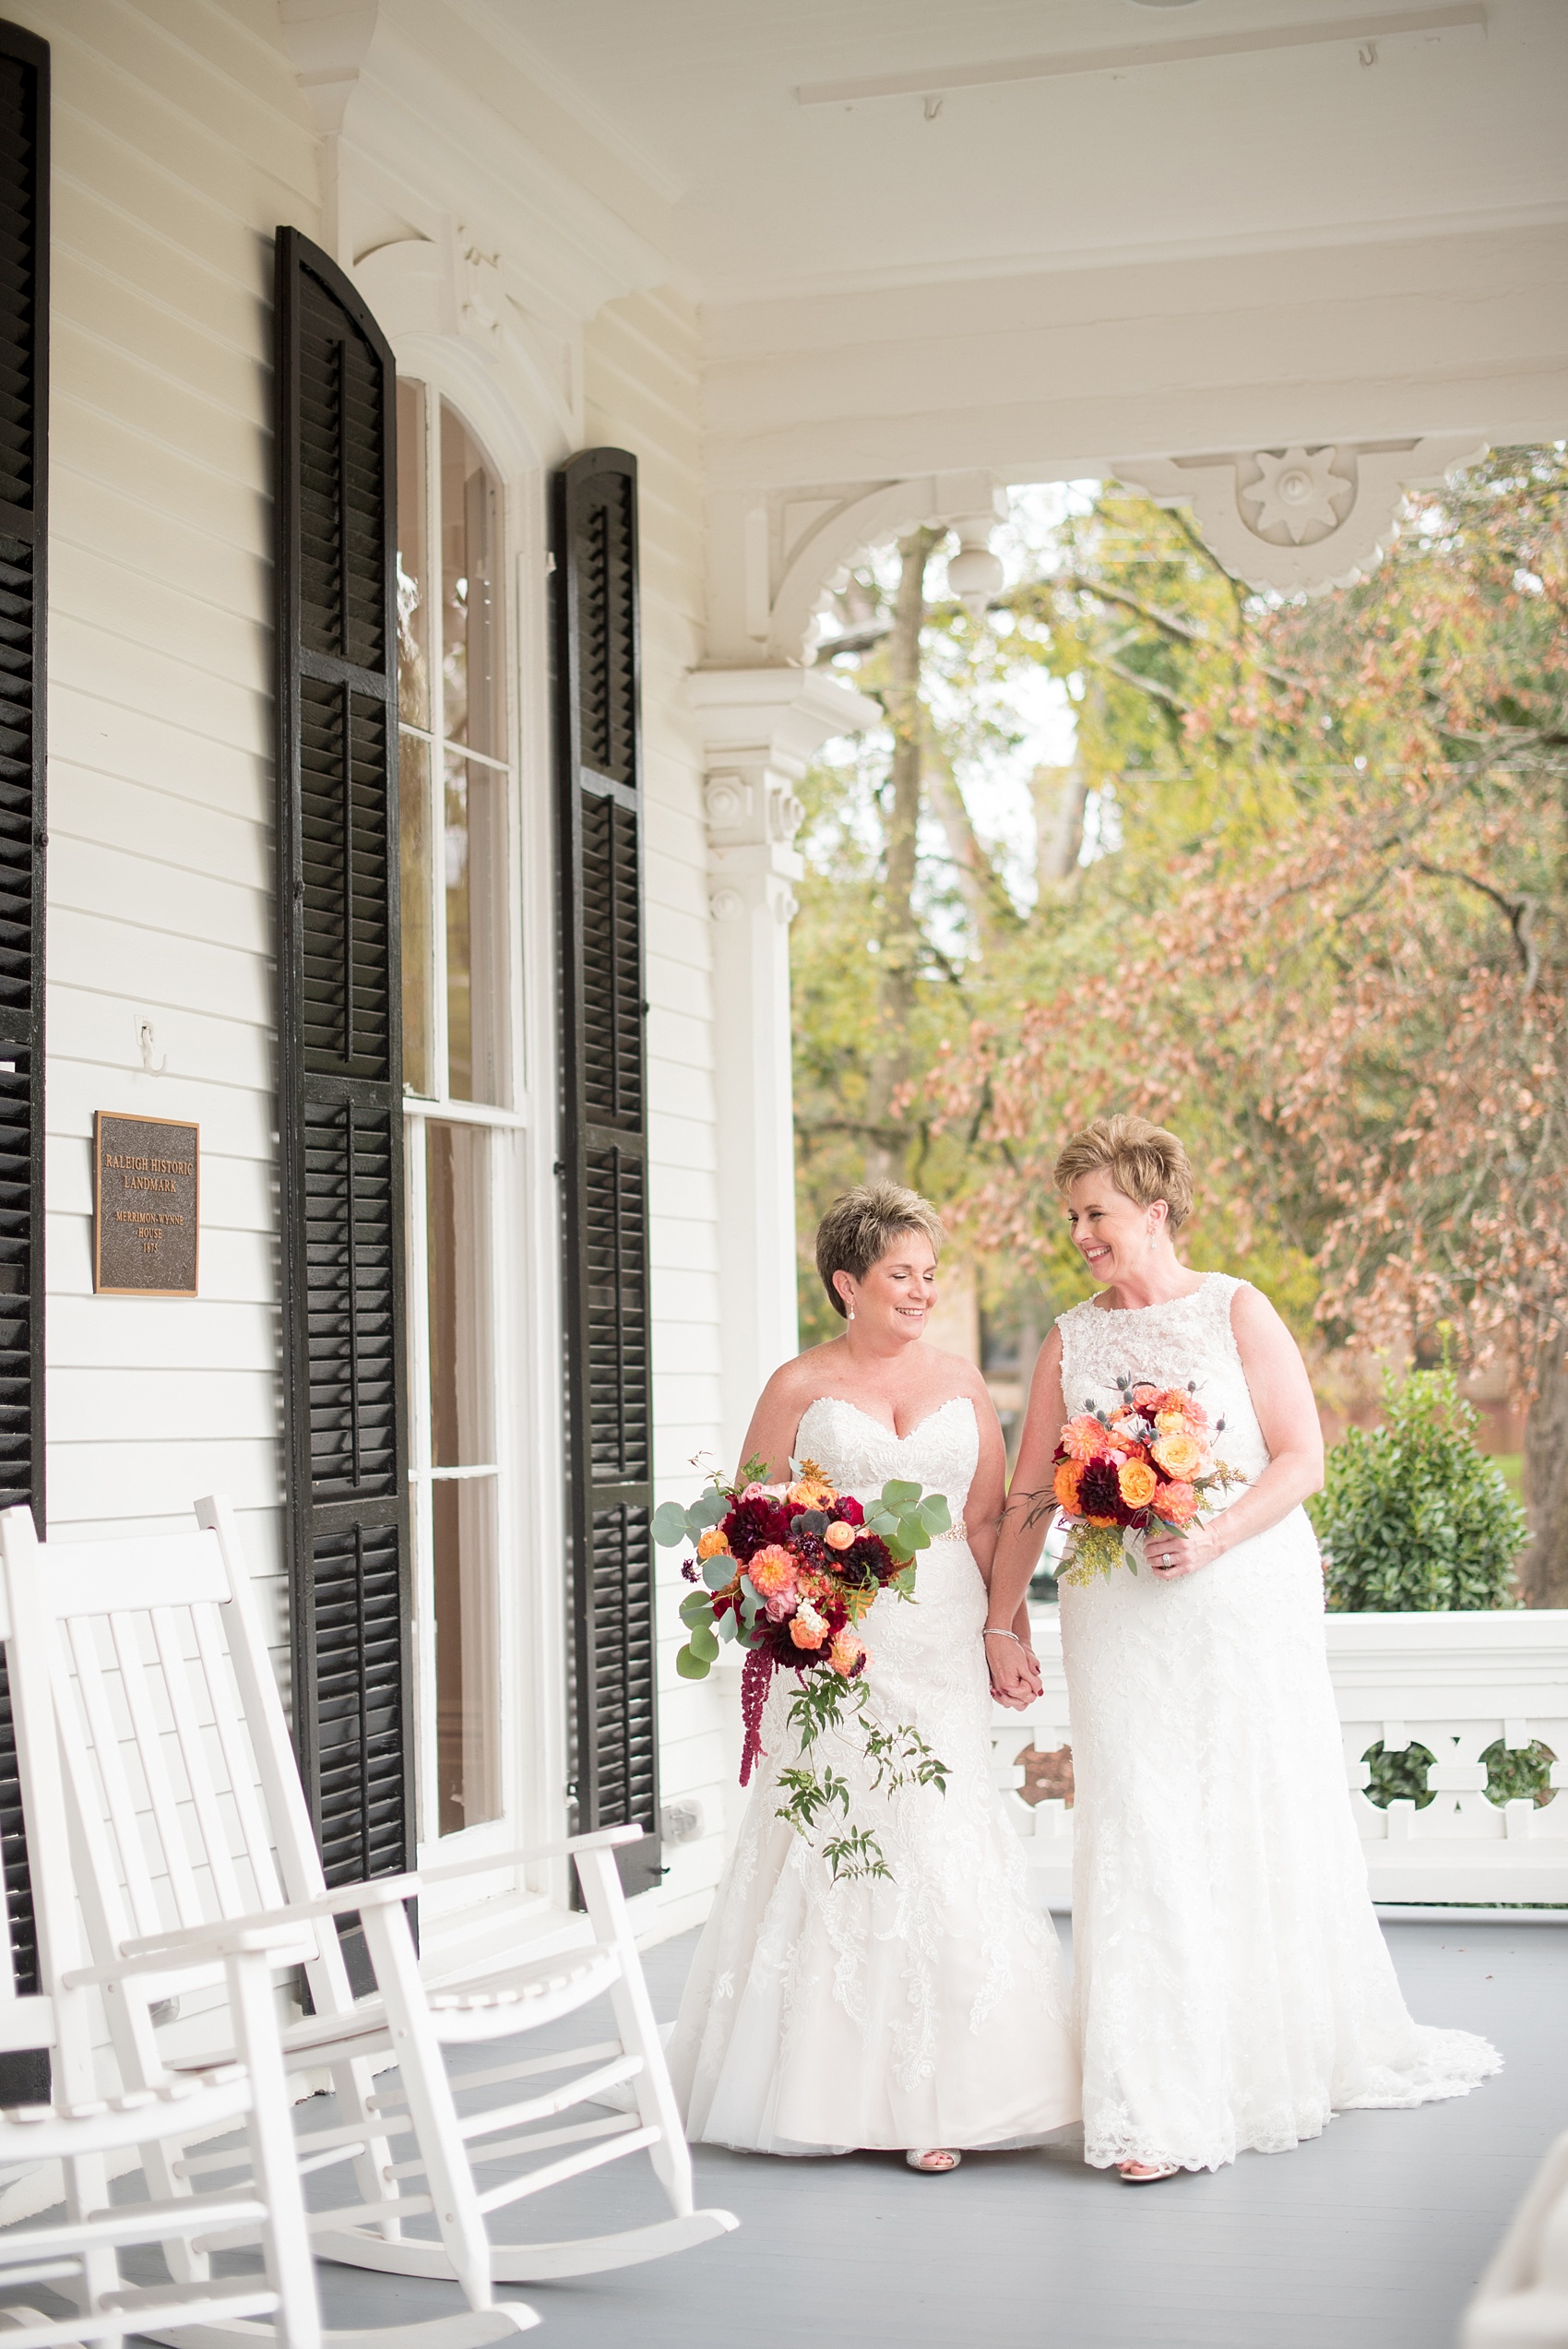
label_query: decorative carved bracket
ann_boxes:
[688,666,881,924]
[737,471,1008,664]
[1114,435,1487,595]
[352,227,507,360]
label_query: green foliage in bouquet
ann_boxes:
[1313,1360,1526,1613]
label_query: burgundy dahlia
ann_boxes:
[1076,1455,1125,1521]
[727,1495,791,1560]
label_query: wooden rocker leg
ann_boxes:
[136,2312,540,2349]
[310,2207,738,2287]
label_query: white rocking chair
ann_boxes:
[0,1496,735,2305]
[0,1519,318,2349]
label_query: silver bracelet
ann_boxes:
[982,1628,1023,1645]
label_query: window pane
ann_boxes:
[440,403,498,757]
[398,732,434,1097]
[444,753,505,1103]
[396,380,429,727]
[444,751,473,1101]
[427,1122,501,1834]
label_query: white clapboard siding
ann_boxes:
[583,285,730,1927]
[12,0,315,1714]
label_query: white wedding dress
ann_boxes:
[1058,1273,1502,2173]
[668,1394,1080,2154]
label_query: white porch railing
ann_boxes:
[1001,1608,1568,1908]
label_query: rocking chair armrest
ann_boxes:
[112,1873,421,1964]
[415,1824,643,1887]
[62,1917,317,1986]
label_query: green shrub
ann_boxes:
[1313,1361,1527,1611]
[1360,1739,1438,1808]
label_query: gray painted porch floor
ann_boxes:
[294,1916,1565,2349]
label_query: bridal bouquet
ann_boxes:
[654,1461,952,1879]
[1049,1378,1244,1585]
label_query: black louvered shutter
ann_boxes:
[274,229,413,1914]
[0,18,48,2099]
[552,450,659,1897]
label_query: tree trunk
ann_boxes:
[1032,760,1087,888]
[927,737,1007,951]
[1520,1329,1568,1606]
[863,527,942,1181]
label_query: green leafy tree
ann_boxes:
[1313,1361,1527,1611]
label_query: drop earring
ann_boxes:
[848,1305,856,1321]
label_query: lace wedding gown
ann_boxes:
[668,1394,1079,2154]
[1058,1273,1501,2173]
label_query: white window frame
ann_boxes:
[391,360,569,1919]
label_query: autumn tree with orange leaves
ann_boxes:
[923,448,1567,1600]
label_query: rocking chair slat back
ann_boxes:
[30,1506,346,2008]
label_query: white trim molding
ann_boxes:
[1114,434,1488,595]
[708,471,1008,666]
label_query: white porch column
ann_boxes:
[687,666,880,1472]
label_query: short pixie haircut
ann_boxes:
[1052,1114,1194,1232]
[815,1183,945,1318]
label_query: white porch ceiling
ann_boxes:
[439,0,1567,625]
[480,0,1566,304]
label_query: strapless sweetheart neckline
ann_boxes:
[800,1393,975,1447]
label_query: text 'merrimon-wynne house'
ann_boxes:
[0,0,1562,1975]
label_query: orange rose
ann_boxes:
[1155,1481,1199,1527]
[1117,1458,1158,1508]
[1152,1429,1203,1481]
[790,1601,828,1650]
[824,1519,856,1551]
[1053,1458,1085,1513]
[1131,1382,1161,1409]
[696,1526,731,1560]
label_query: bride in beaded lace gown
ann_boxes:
[986,1117,1501,2181]
[667,1187,1079,2164]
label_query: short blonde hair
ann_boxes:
[1053,1115,1194,1231]
[815,1183,944,1318]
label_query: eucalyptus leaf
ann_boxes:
[881,1479,921,1507]
[675,1643,710,1680]
[702,1554,734,1590]
[689,1620,720,1664]
[678,1588,711,1628]
[652,1500,693,1546]
[690,1487,730,1531]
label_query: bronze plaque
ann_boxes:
[94,1112,200,1296]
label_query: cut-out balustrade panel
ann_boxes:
[989,1607,1568,1909]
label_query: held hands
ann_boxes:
[984,1628,1042,1711]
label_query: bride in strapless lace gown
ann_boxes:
[667,1188,1078,2164]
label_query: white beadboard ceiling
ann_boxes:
[470,0,1568,302]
